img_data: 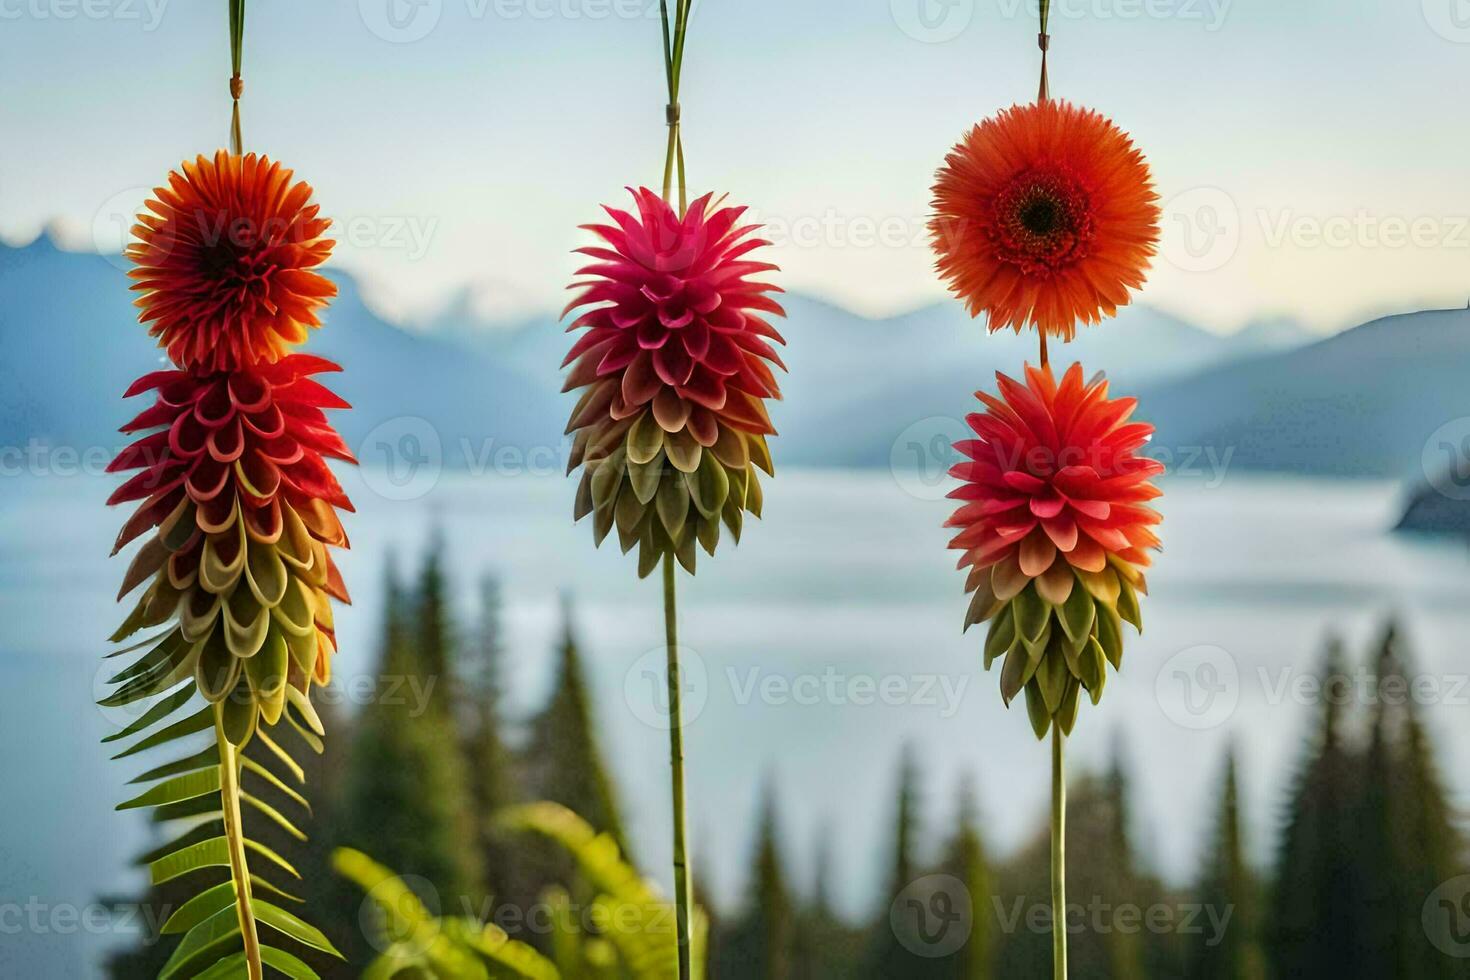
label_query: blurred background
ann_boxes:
[3,0,1470,976]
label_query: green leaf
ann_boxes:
[1012,585,1049,643]
[158,905,241,979]
[260,946,323,979]
[1057,576,1096,644]
[117,766,221,811]
[255,900,341,957]
[161,881,238,935]
[1095,604,1124,671]
[150,836,231,886]
[983,605,1015,670]
[1116,577,1143,632]
[101,683,197,743]
[1057,678,1082,735]
[685,451,729,519]
[129,744,219,785]
[243,756,311,812]
[245,838,302,880]
[107,630,187,685]
[242,793,307,842]
[1024,680,1052,740]
[625,411,665,466]
[252,729,304,784]
[191,952,253,980]
[111,705,213,760]
[1037,648,1068,714]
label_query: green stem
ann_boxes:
[228,0,245,154]
[659,0,689,212]
[216,707,263,980]
[1051,726,1067,980]
[662,554,693,980]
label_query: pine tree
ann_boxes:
[866,744,932,978]
[933,774,994,979]
[461,575,520,899]
[415,528,455,691]
[1102,741,1149,979]
[1186,745,1264,980]
[337,556,482,916]
[1267,637,1362,978]
[523,595,628,853]
[719,775,794,979]
[1358,622,1467,979]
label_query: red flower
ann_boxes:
[562,188,785,575]
[946,362,1163,736]
[107,355,354,713]
[930,101,1160,340]
[126,151,337,373]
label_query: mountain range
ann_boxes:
[3,232,1463,483]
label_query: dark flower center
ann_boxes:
[990,169,1095,276]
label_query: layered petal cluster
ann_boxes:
[930,100,1160,341]
[563,187,785,576]
[947,362,1163,737]
[126,151,337,373]
[107,355,354,729]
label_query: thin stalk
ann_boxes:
[662,554,693,980]
[216,707,263,980]
[1051,726,1067,980]
[229,0,245,154]
[1037,0,1051,103]
[659,0,690,212]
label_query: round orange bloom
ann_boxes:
[126,151,337,372]
[930,100,1160,341]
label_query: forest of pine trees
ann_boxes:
[103,545,1470,978]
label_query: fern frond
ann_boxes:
[334,848,560,980]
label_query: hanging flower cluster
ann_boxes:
[930,100,1160,340]
[946,362,1162,736]
[563,186,784,577]
[108,151,351,734]
[931,99,1163,738]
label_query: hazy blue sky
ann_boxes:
[2,0,1467,331]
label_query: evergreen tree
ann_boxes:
[787,819,866,978]
[1358,622,1467,979]
[415,528,455,694]
[522,595,628,855]
[933,774,995,979]
[337,556,481,917]
[1103,743,1149,978]
[719,776,794,979]
[1186,745,1264,980]
[866,744,932,978]
[1267,637,1362,978]
[460,574,520,899]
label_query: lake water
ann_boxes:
[3,466,1469,975]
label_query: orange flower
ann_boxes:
[945,362,1163,735]
[126,151,337,372]
[930,100,1160,340]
